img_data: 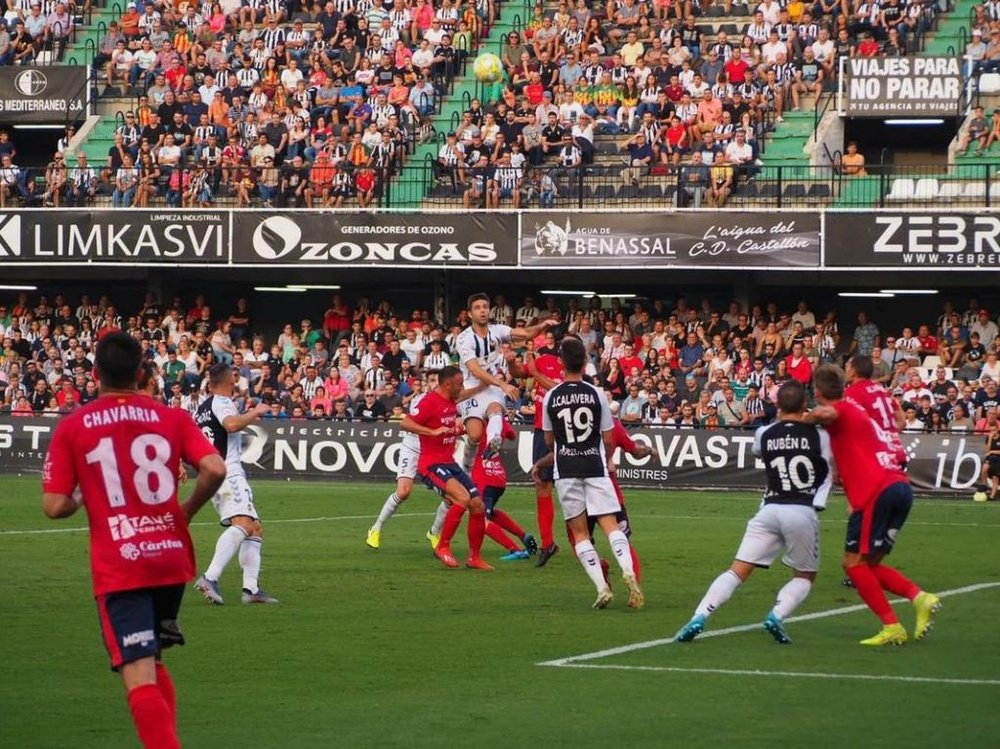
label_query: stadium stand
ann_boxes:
[2,0,998,209]
[2,290,998,434]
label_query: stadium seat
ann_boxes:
[782,183,807,200]
[719,23,740,35]
[885,178,916,201]
[592,184,619,201]
[936,181,965,199]
[707,5,726,16]
[913,178,939,200]
[806,183,832,200]
[757,182,781,200]
[979,73,1000,94]
[921,356,942,369]
[963,181,987,198]
[731,5,750,15]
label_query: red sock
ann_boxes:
[154,662,176,723]
[630,546,642,584]
[485,520,519,551]
[439,503,466,548]
[846,565,899,624]
[467,511,485,558]
[491,509,526,540]
[127,683,180,749]
[537,495,555,547]
[871,565,921,600]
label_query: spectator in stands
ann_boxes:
[676,150,709,207]
[958,106,990,155]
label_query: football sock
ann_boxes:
[486,412,503,444]
[128,683,180,749]
[491,509,526,540]
[485,520,519,551]
[630,546,642,584]
[871,565,921,600]
[537,494,555,547]
[204,525,248,581]
[772,577,812,620]
[239,536,263,593]
[846,564,898,624]
[154,663,176,723]
[373,493,403,531]
[607,529,635,577]
[439,503,466,547]
[430,501,449,536]
[695,570,742,618]
[574,539,607,592]
[467,510,486,558]
[461,436,478,472]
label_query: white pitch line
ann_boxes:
[0,512,436,536]
[627,514,999,528]
[538,581,1000,667]
[548,663,1000,687]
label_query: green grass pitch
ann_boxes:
[2,476,999,748]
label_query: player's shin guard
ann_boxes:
[486,412,503,443]
[154,663,176,723]
[460,436,478,472]
[772,577,812,620]
[205,525,248,581]
[491,509,525,540]
[871,565,921,600]
[239,536,263,593]
[128,683,181,749]
[574,539,607,592]
[467,511,486,558]
[438,503,466,548]
[373,493,403,531]
[607,530,635,577]
[485,520,519,551]
[695,570,742,618]
[537,495,555,547]
[846,564,898,624]
[430,501,449,536]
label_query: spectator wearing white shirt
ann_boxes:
[280,59,304,89]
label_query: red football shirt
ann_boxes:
[42,393,218,596]
[409,389,462,473]
[472,420,516,490]
[532,353,565,429]
[609,417,637,506]
[824,398,908,512]
[845,379,906,468]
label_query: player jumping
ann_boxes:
[402,365,492,570]
[534,337,643,609]
[807,364,941,646]
[675,380,832,644]
[42,332,227,749]
[193,363,279,605]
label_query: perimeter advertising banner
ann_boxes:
[825,212,1000,267]
[231,211,519,267]
[0,419,979,496]
[0,67,86,123]
[520,212,821,268]
[0,210,230,264]
[842,57,962,117]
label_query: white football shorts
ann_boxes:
[459,385,507,421]
[734,503,819,573]
[396,443,420,481]
[555,476,621,521]
[213,474,260,525]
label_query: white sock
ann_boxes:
[574,539,607,592]
[239,536,262,593]
[486,412,502,444]
[607,529,635,577]
[430,501,449,535]
[205,525,247,581]
[694,569,743,618]
[373,493,403,531]
[460,436,478,472]
[771,577,812,620]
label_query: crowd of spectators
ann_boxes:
[0,0,81,64]
[1,289,998,437]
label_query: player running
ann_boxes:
[193,363,278,605]
[402,365,492,570]
[675,380,832,644]
[42,332,226,749]
[456,293,556,471]
[807,364,941,646]
[536,337,643,609]
[366,371,450,550]
[471,416,538,560]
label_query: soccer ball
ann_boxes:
[473,53,504,83]
[973,490,989,503]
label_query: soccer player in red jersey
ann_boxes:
[807,365,941,646]
[402,365,491,570]
[41,332,226,749]
[471,417,538,560]
[845,355,907,469]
